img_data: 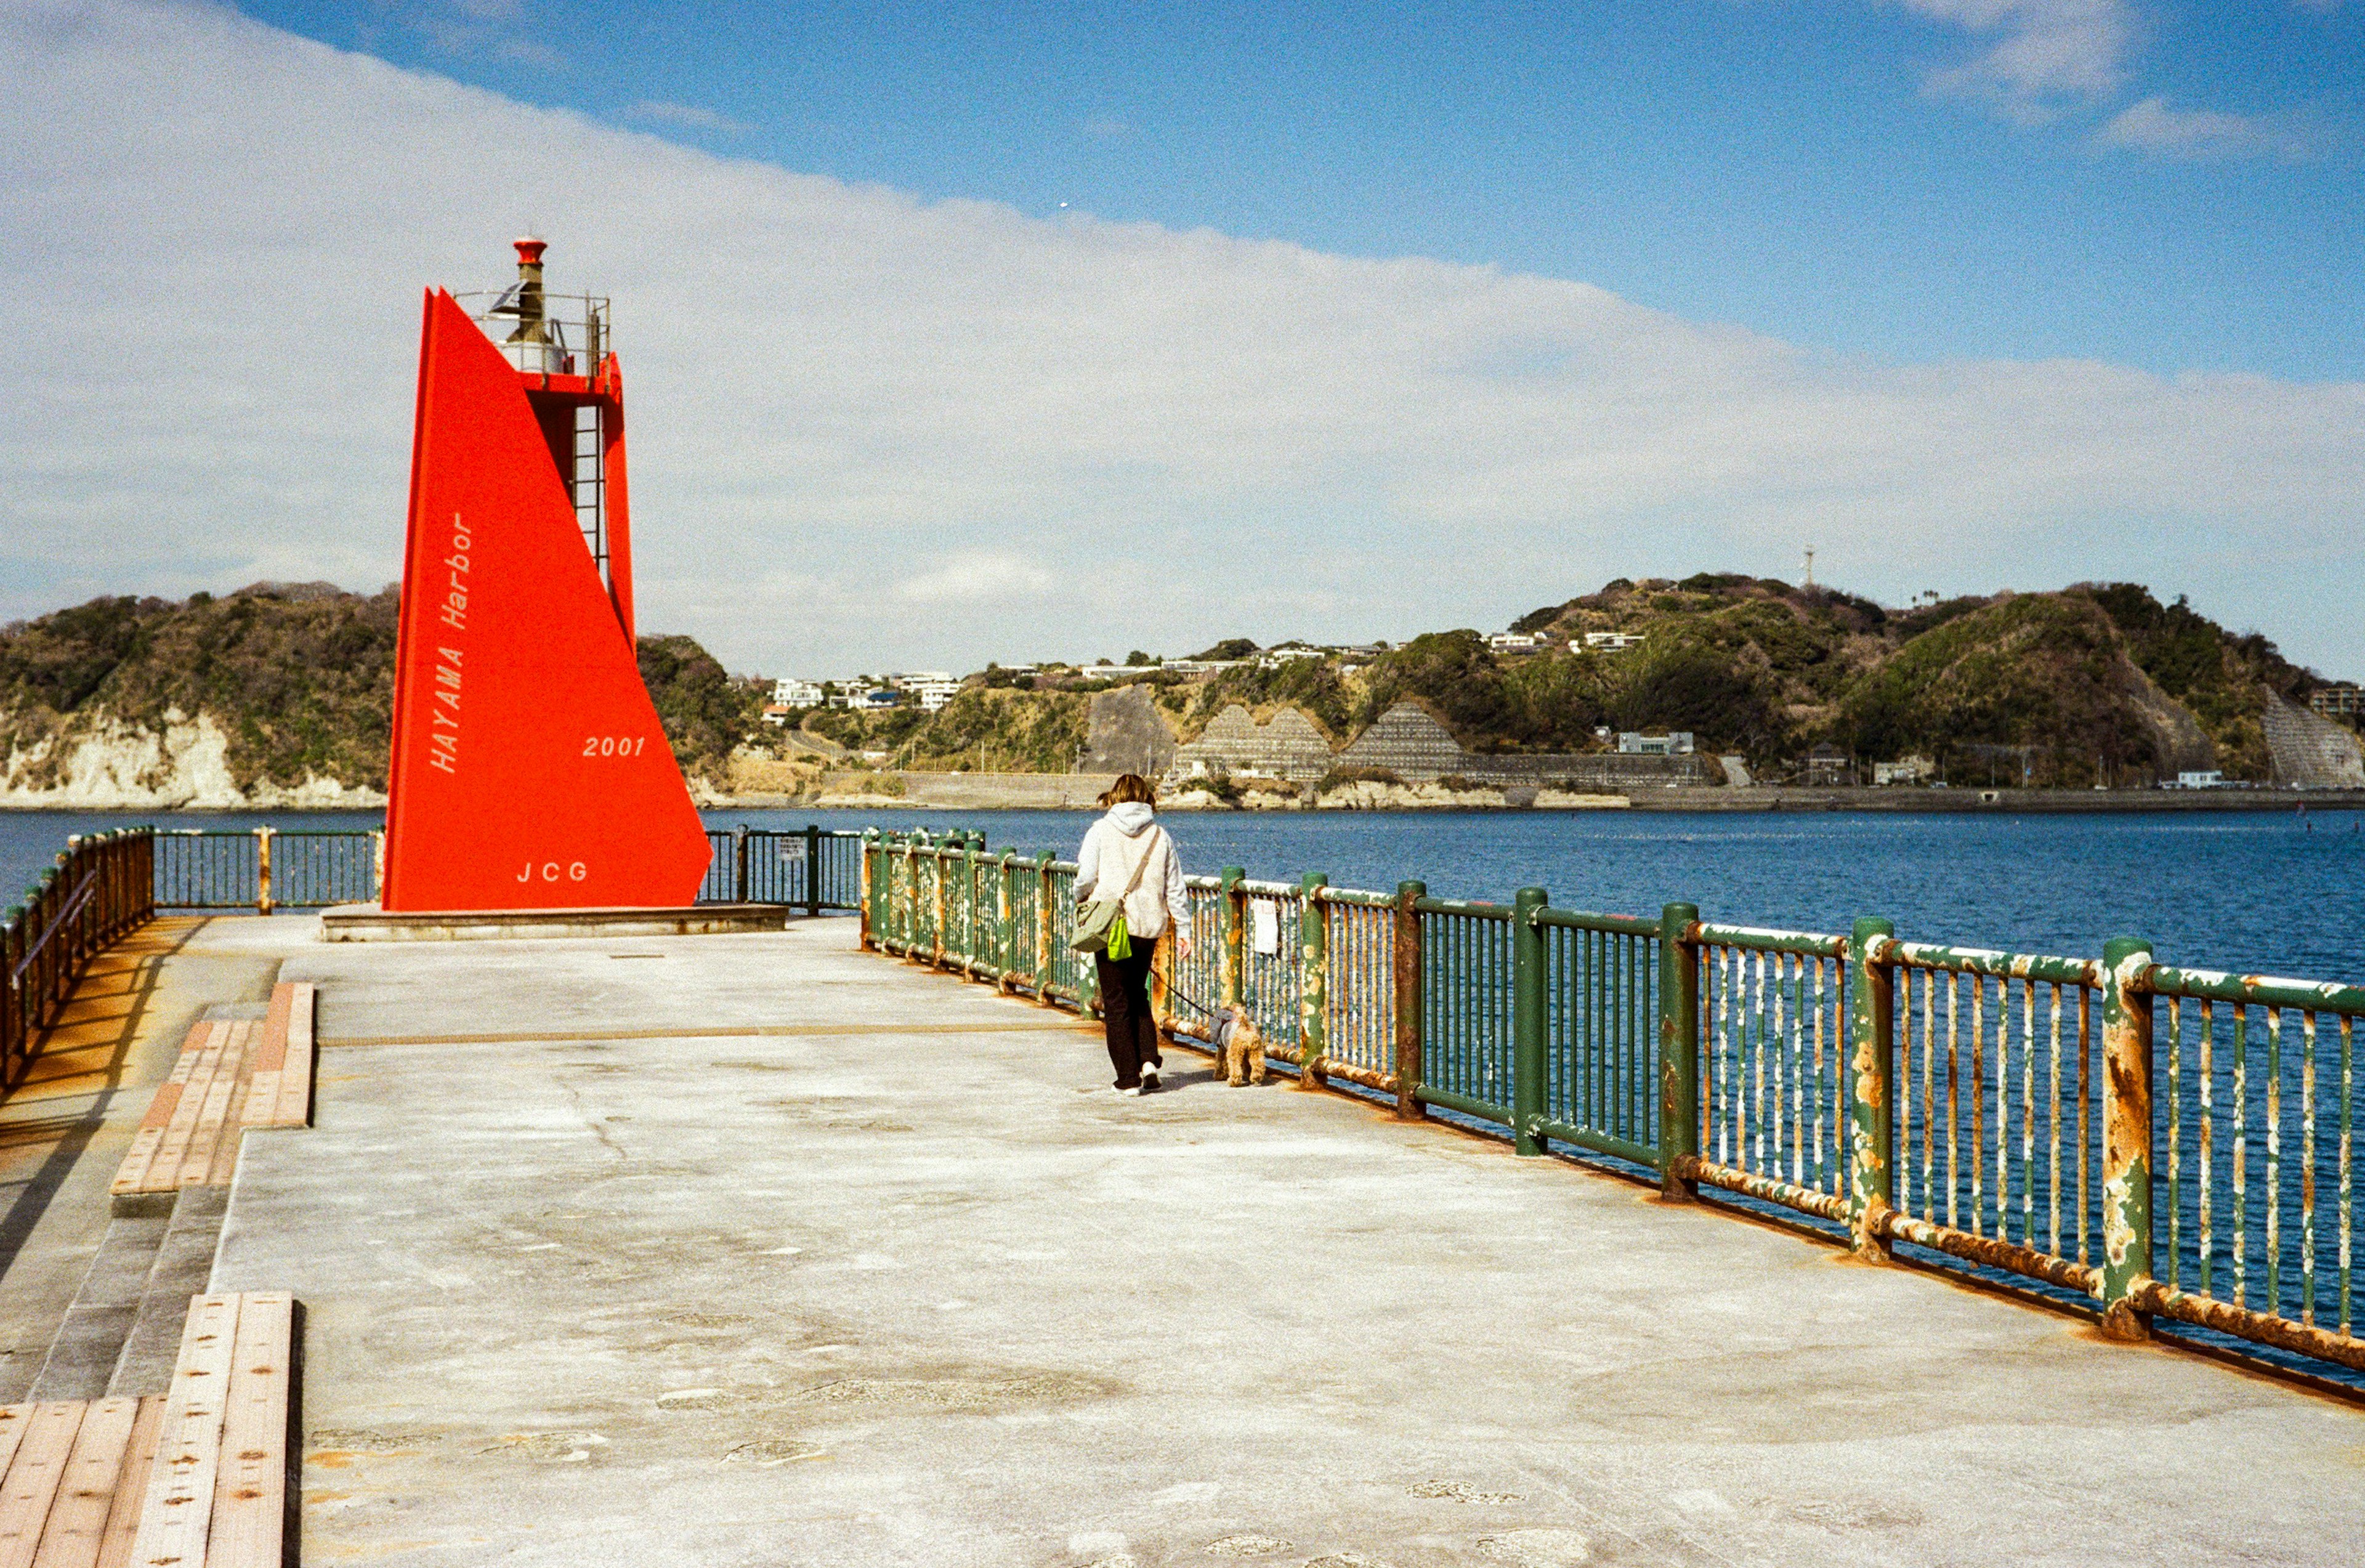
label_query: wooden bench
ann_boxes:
[0,1292,294,1567]
[111,985,313,1210]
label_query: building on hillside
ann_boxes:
[1486,632,1546,653]
[1873,755,1934,786]
[1171,705,1335,782]
[772,679,826,708]
[891,671,962,711]
[1256,647,1325,670]
[760,703,793,728]
[2310,685,2363,720]
[1583,631,1646,652]
[2172,770,2228,789]
[1615,732,1694,756]
[1805,743,1853,786]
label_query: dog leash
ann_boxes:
[1160,976,1223,1022]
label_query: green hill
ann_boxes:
[0,574,2334,801]
[1481,575,2316,783]
[0,583,754,799]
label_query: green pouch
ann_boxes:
[1106,915,1131,961]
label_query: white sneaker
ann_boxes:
[1115,1083,1142,1097]
[1140,1064,1162,1092]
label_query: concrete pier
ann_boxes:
[188,920,2363,1564]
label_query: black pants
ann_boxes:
[1096,936,1161,1088]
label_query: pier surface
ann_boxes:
[203,920,2359,1566]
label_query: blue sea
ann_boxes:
[5,804,2363,984]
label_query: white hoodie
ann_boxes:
[1073,802,1189,941]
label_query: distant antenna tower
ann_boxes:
[1802,544,1816,590]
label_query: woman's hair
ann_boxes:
[1094,790,1113,809]
[1108,773,1156,805]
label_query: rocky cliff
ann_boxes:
[0,584,753,808]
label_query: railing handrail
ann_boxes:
[2141,962,2365,1014]
[9,870,96,985]
[4,828,155,1084]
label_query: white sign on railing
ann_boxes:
[1251,898,1281,956]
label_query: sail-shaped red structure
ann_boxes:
[381,248,710,911]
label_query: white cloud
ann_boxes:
[2095,95,2294,158]
[1898,0,2135,118]
[895,556,1059,605]
[626,99,748,135]
[2,1,2362,681]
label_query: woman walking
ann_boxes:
[1073,774,1190,1094]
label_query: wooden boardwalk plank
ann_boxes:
[249,988,291,1078]
[163,1025,214,1088]
[176,1025,248,1190]
[105,1118,171,1200]
[0,1405,86,1568]
[28,1399,136,1568]
[204,1296,291,1568]
[0,1411,37,1506]
[148,1032,230,1193]
[204,1073,251,1189]
[236,1068,278,1133]
[273,988,314,1128]
[89,1401,161,1568]
[110,1024,217,1198]
[127,1296,240,1568]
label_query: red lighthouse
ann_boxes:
[380,241,711,911]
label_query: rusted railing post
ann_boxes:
[904,836,924,962]
[732,825,750,903]
[255,826,275,915]
[927,835,947,968]
[858,830,878,948]
[805,823,824,917]
[953,835,973,966]
[995,849,1016,992]
[1513,887,1548,1157]
[1034,851,1057,1003]
[1219,867,1246,1009]
[1393,881,1425,1120]
[2101,935,2157,1341]
[1847,917,1896,1258]
[63,837,84,970]
[1298,874,1328,1089]
[1659,901,1701,1201]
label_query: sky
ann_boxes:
[2,0,2361,679]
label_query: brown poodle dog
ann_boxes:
[1212,1006,1267,1086]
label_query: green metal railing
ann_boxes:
[861,825,2365,1389]
[4,828,156,1082]
[147,826,865,912]
[699,826,865,912]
